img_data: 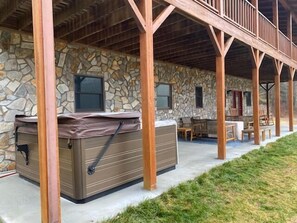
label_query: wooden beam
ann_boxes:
[207,25,223,56]
[274,59,284,75]
[139,0,156,190]
[32,0,61,222]
[289,67,295,131]
[274,59,283,136]
[153,5,175,34]
[125,0,146,33]
[224,36,235,57]
[215,30,226,159]
[250,48,261,145]
[207,27,234,159]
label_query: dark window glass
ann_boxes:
[75,76,104,112]
[195,86,203,108]
[156,84,172,109]
[246,91,252,106]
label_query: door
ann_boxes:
[232,91,243,116]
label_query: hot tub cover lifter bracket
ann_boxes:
[87,121,124,175]
[15,126,30,165]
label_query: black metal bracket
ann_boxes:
[87,121,124,175]
[15,125,30,165]
[17,144,29,165]
[67,138,72,149]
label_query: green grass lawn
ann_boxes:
[103,133,297,223]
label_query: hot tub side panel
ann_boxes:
[16,133,80,199]
[80,125,177,199]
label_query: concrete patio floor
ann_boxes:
[0,124,296,223]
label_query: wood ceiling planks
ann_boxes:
[0,0,297,82]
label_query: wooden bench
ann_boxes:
[241,126,272,142]
[261,126,272,140]
[241,128,266,142]
[177,127,192,141]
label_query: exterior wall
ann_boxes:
[0,29,252,172]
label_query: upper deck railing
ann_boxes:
[279,31,291,56]
[199,0,219,11]
[259,12,277,48]
[224,0,256,33]
[194,0,295,60]
[292,43,297,61]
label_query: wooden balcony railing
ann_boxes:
[292,43,297,61]
[224,0,256,33]
[259,12,277,48]
[200,0,219,10]
[193,0,297,62]
[279,31,291,56]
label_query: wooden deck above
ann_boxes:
[1,0,297,82]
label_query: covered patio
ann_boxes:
[0,123,296,223]
[1,0,297,221]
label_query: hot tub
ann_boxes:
[15,113,178,203]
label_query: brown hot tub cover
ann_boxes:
[15,112,141,139]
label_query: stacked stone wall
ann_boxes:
[0,29,252,172]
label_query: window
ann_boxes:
[75,75,104,112]
[156,83,172,109]
[245,91,252,106]
[195,86,203,108]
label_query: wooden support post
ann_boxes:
[126,0,174,190]
[139,0,156,190]
[207,26,234,159]
[274,59,283,136]
[250,48,265,145]
[216,38,226,159]
[289,67,295,131]
[32,0,61,222]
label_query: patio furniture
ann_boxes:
[191,119,236,142]
[226,121,244,140]
[261,126,272,140]
[241,128,267,142]
[177,127,192,141]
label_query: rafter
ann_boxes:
[54,0,100,27]
[0,0,26,23]
[74,4,163,44]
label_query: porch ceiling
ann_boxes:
[0,0,296,83]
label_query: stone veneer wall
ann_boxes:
[0,29,252,172]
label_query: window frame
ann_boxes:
[245,91,252,107]
[156,83,173,110]
[195,86,203,108]
[74,75,105,112]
